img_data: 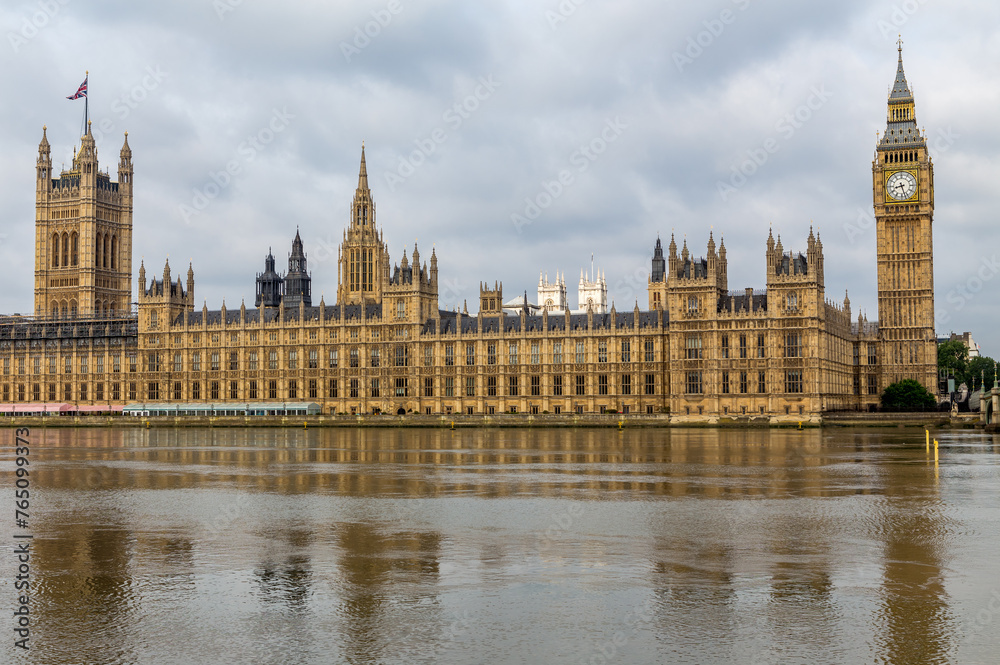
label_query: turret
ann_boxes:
[118,132,132,187]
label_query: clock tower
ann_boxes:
[873,41,936,393]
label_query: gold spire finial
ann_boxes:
[897,35,903,54]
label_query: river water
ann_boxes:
[2,427,999,664]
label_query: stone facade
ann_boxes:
[1,50,933,418]
[33,124,133,319]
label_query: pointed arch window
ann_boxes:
[111,235,118,270]
[62,232,69,266]
[71,233,78,266]
[52,233,60,267]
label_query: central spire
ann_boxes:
[358,143,369,191]
[889,38,913,102]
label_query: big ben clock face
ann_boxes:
[885,170,918,202]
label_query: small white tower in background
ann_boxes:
[537,271,567,312]
[578,255,607,313]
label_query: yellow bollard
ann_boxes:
[618,420,623,431]
[934,439,939,463]
[926,429,930,452]
[451,421,455,430]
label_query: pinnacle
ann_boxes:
[357,143,369,191]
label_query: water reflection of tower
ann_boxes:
[874,438,953,663]
[335,520,442,662]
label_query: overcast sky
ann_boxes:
[1,0,997,355]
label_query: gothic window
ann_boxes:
[269,350,279,370]
[211,352,220,371]
[508,342,518,365]
[111,236,118,270]
[192,352,201,371]
[688,297,698,313]
[370,378,380,398]
[531,343,539,365]
[575,375,585,395]
[62,232,69,266]
[575,341,585,364]
[740,371,748,394]
[722,371,730,394]
[785,334,801,358]
[785,371,803,393]
[685,371,702,394]
[52,233,59,267]
[288,350,297,370]
[598,341,607,363]
[645,340,654,362]
[553,342,562,365]
[758,371,766,393]
[553,375,563,396]
[685,336,702,360]
[446,377,455,397]
[487,344,497,365]
[645,374,655,395]
[739,334,747,359]
[71,232,78,266]
[465,376,475,397]
[786,293,797,310]
[757,334,766,358]
[466,344,476,366]
[445,345,455,366]
[598,374,608,395]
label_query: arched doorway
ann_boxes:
[396,407,406,416]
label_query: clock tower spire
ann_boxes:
[873,41,936,393]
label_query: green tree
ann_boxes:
[968,355,998,391]
[938,340,969,385]
[881,379,938,411]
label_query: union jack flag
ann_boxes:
[66,76,87,100]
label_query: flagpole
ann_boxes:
[84,70,89,132]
